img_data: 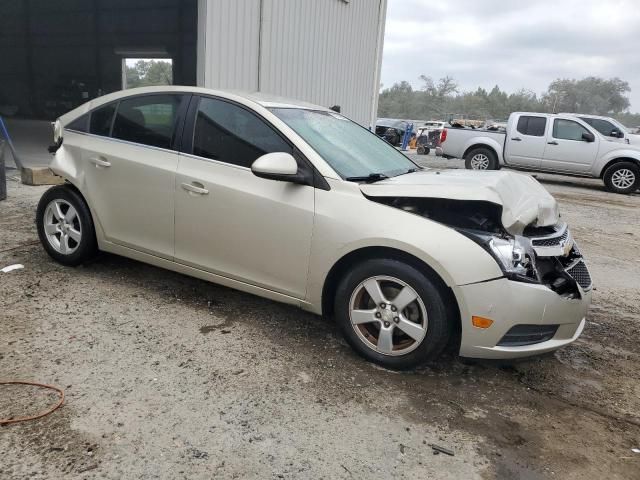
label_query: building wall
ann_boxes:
[198,0,387,127]
[0,0,197,120]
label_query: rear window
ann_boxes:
[516,116,547,136]
[112,94,183,149]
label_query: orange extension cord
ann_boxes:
[0,381,65,425]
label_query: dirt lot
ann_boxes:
[1,159,639,479]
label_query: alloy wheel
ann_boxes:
[348,275,428,356]
[470,153,490,169]
[610,168,636,189]
[43,199,82,255]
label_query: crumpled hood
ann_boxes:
[360,169,559,234]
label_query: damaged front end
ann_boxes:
[374,197,592,299]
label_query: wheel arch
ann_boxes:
[598,157,640,178]
[462,143,499,161]
[321,246,461,343]
[56,180,104,245]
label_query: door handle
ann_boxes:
[181,182,209,195]
[90,157,111,168]
[511,137,522,141]
[547,141,559,145]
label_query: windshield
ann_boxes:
[270,108,417,179]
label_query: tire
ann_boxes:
[416,146,425,155]
[603,161,640,194]
[385,130,400,146]
[334,258,451,369]
[36,185,98,266]
[464,147,498,170]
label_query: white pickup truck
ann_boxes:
[439,112,640,194]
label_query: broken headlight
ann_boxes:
[460,230,539,283]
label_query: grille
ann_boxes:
[532,229,569,247]
[497,324,559,347]
[566,260,592,290]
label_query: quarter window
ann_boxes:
[89,104,116,136]
[516,116,546,136]
[112,94,183,149]
[66,114,89,133]
[193,97,292,168]
[553,119,590,141]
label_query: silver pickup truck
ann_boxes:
[439,112,640,194]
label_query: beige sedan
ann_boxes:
[38,86,591,369]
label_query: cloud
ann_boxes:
[380,0,640,111]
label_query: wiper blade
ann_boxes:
[345,173,389,183]
[393,167,421,178]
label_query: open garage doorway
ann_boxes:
[0,0,197,122]
[122,58,174,89]
[0,0,196,168]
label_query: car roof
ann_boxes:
[560,113,605,119]
[59,85,330,124]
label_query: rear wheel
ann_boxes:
[334,259,451,369]
[465,147,498,170]
[36,185,98,266]
[603,161,640,194]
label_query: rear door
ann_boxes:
[540,118,599,173]
[505,115,548,167]
[174,95,315,298]
[81,93,189,259]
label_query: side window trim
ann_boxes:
[107,100,120,138]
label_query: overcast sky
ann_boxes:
[380,0,640,111]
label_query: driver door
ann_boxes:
[540,118,599,173]
[174,96,314,298]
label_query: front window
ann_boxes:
[553,119,590,141]
[194,97,292,168]
[579,117,622,138]
[271,108,417,180]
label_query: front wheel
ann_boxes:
[603,162,640,194]
[464,148,499,170]
[36,185,98,266]
[334,259,451,369]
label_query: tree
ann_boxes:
[542,77,630,114]
[125,60,173,88]
[377,75,635,125]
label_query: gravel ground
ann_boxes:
[1,159,639,479]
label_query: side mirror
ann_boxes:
[582,132,595,142]
[611,130,624,139]
[251,152,305,184]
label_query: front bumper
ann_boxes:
[455,278,591,359]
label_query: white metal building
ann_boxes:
[1,0,387,127]
[198,0,387,127]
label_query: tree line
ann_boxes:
[377,76,640,127]
[125,60,173,89]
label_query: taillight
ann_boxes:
[440,129,447,143]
